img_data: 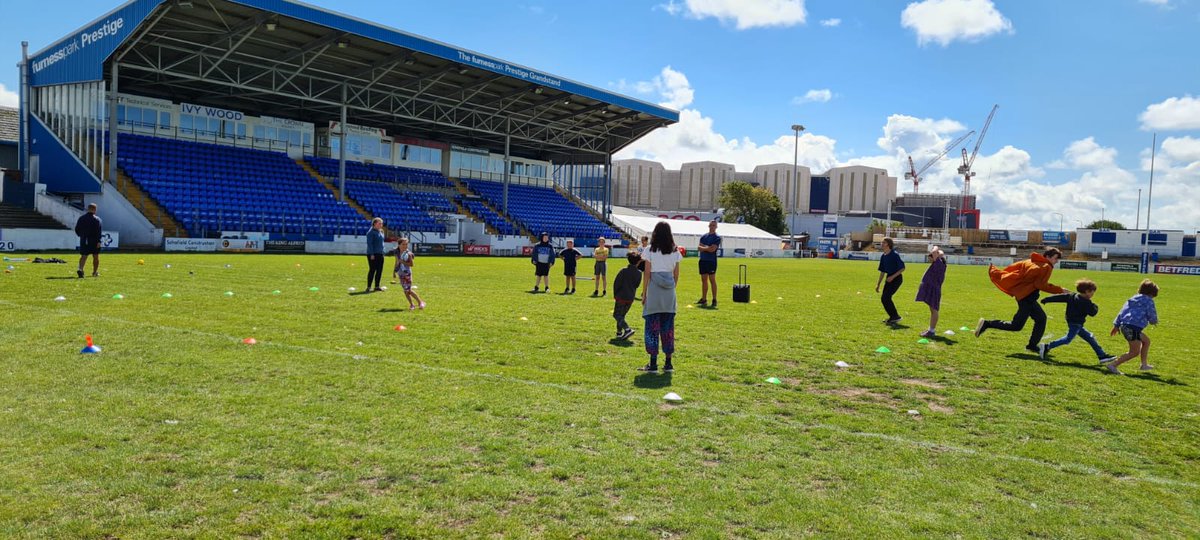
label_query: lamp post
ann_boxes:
[1074,220,1083,229]
[791,124,805,231]
[1051,212,1063,233]
[1142,133,1157,274]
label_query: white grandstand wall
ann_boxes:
[611,214,781,252]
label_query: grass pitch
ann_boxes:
[1,253,1197,538]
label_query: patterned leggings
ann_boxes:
[643,313,676,356]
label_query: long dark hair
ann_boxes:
[649,221,676,254]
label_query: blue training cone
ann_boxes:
[81,334,101,354]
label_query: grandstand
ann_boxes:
[464,179,622,245]
[13,0,678,249]
[117,133,364,237]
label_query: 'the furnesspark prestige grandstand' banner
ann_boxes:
[28,0,161,86]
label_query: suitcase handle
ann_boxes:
[739,264,747,285]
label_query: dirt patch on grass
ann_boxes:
[927,402,955,414]
[813,387,902,407]
[900,378,944,389]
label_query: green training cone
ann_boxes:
[272,290,281,295]
[112,294,124,300]
[765,377,782,385]
[308,287,320,292]
[917,338,931,344]
[875,346,891,353]
[224,291,234,297]
[960,326,971,331]
[161,293,173,299]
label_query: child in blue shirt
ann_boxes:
[1105,279,1160,375]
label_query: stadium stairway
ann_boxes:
[296,159,376,226]
[0,202,68,230]
[113,166,189,238]
[447,177,530,237]
[552,184,634,244]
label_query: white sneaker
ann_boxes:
[1099,356,1117,364]
[1038,343,1048,360]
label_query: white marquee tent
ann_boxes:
[609,209,782,252]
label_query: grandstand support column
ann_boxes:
[107,62,119,186]
[604,152,613,220]
[338,84,347,202]
[19,41,29,183]
[502,124,510,215]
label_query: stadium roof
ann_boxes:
[27,0,679,164]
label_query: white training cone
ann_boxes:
[907,410,921,416]
[943,330,956,336]
[663,392,683,403]
[834,361,851,368]
[54,296,66,302]
[348,287,357,292]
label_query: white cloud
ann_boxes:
[615,67,836,171]
[900,0,1014,46]
[792,89,833,104]
[820,18,841,27]
[659,0,807,30]
[1160,136,1200,163]
[0,83,18,108]
[1139,95,1200,131]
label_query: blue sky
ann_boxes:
[3,0,1199,230]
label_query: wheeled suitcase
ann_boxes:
[732,264,750,303]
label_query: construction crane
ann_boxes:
[956,104,998,227]
[904,130,975,194]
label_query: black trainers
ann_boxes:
[710,299,717,308]
[697,299,708,306]
[621,327,636,340]
[543,286,549,292]
[563,289,570,295]
[1025,346,1040,355]
[662,362,674,373]
[974,319,988,338]
[636,364,658,372]
[570,289,576,294]
[591,291,599,297]
[77,270,84,279]
[601,291,606,297]
[1099,355,1117,364]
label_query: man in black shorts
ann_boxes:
[697,219,721,307]
[74,203,103,278]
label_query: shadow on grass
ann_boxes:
[608,338,634,348]
[378,308,408,313]
[1006,353,1188,385]
[929,336,958,346]
[1126,372,1187,386]
[633,372,672,389]
[45,276,83,280]
[888,323,911,330]
[348,291,375,296]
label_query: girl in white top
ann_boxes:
[638,221,682,373]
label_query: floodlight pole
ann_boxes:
[1052,212,1063,233]
[1142,133,1157,273]
[791,124,805,227]
[338,84,347,202]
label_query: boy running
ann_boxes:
[1106,279,1160,375]
[1038,278,1115,363]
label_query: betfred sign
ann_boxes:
[1154,265,1200,275]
